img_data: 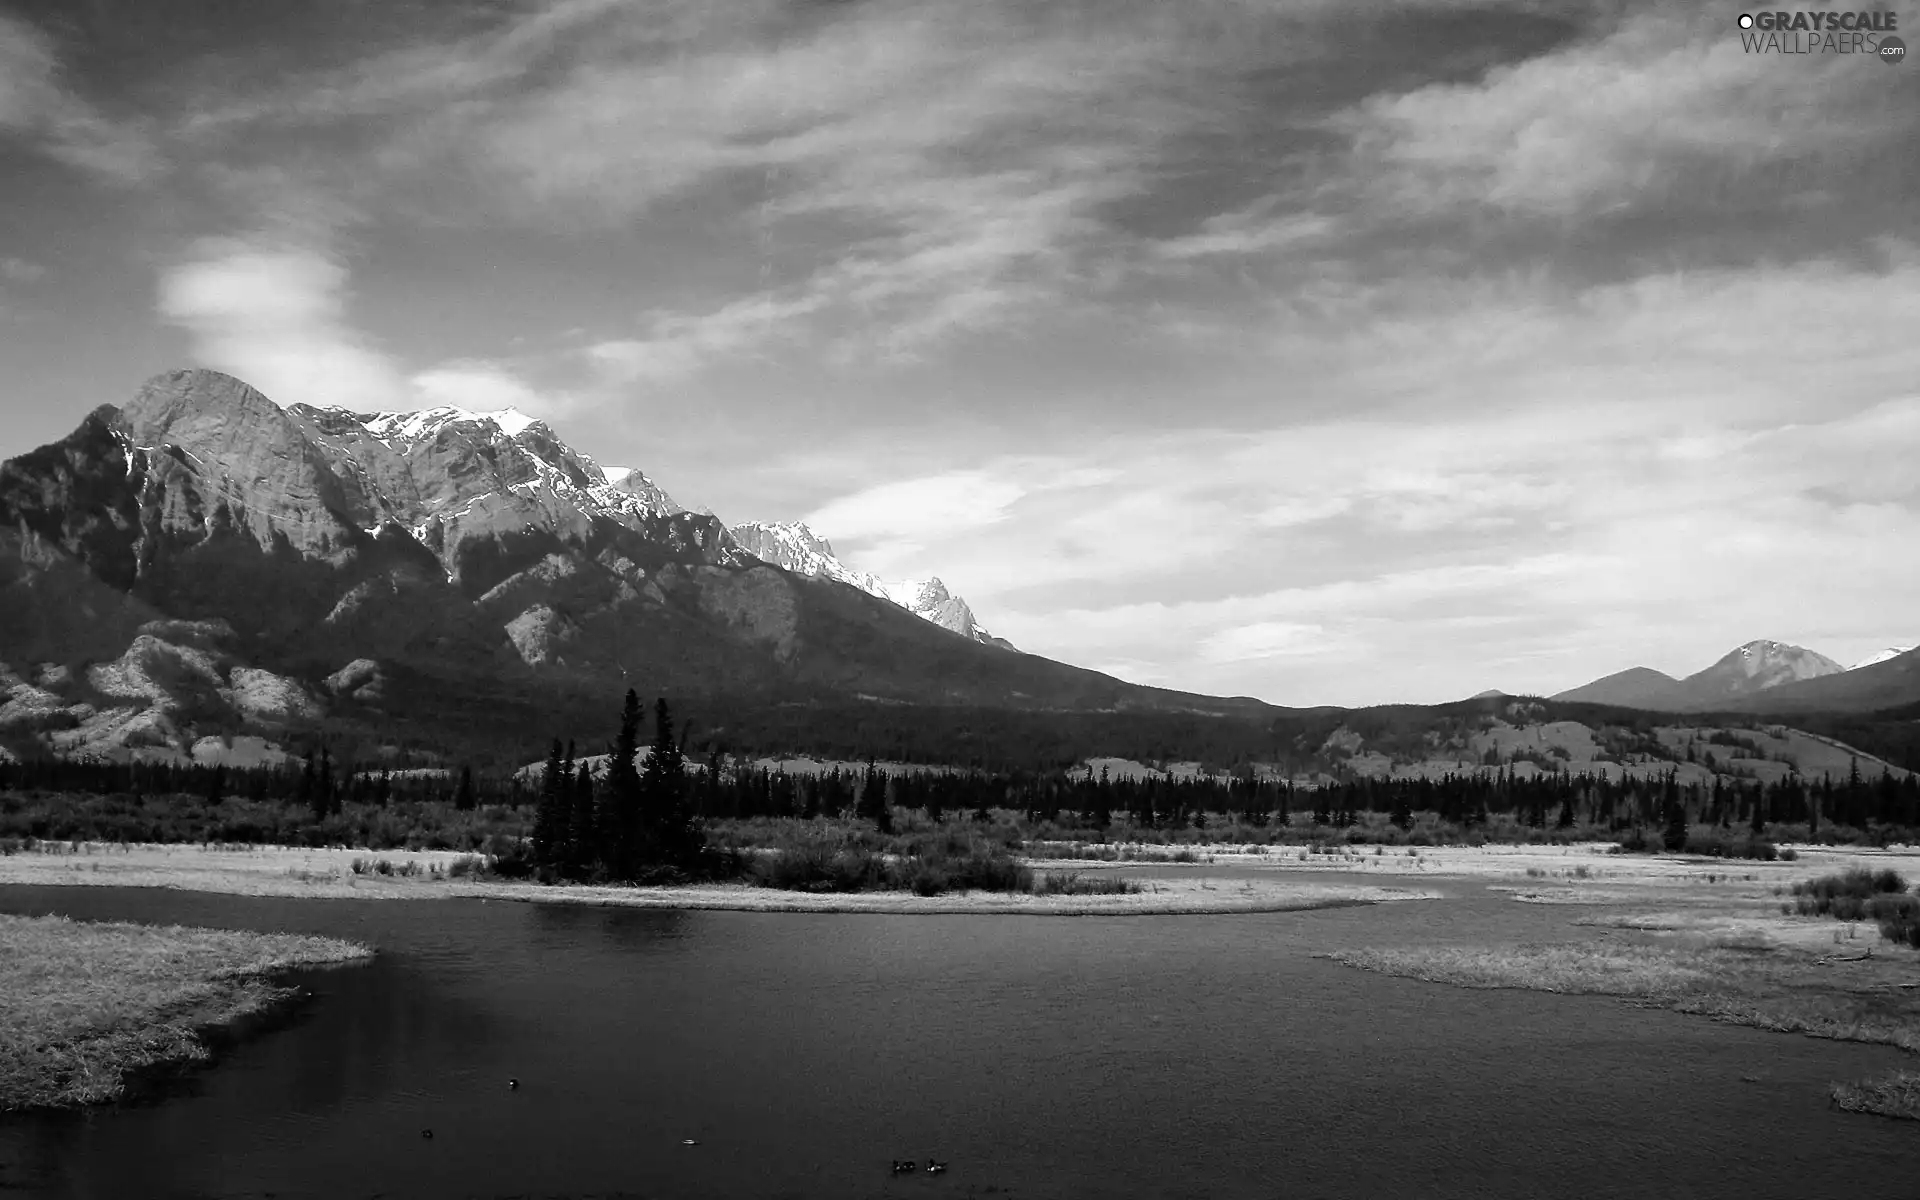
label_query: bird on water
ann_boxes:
[926,1160,948,1174]
[891,1160,917,1175]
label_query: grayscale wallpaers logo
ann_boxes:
[1736,9,1905,59]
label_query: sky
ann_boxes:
[2,0,1917,707]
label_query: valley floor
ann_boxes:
[0,912,371,1112]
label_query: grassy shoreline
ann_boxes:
[1330,909,1920,1119]
[0,842,1439,914]
[1,913,372,1112]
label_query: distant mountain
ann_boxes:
[1726,646,1920,715]
[1678,639,1846,704]
[0,368,1248,763]
[1554,640,1844,712]
[1468,689,1507,699]
[1851,646,1915,671]
[1552,666,1684,708]
[728,521,1014,650]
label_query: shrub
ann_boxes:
[1033,871,1141,896]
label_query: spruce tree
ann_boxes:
[455,765,477,812]
[637,697,697,869]
[570,759,597,873]
[604,691,645,877]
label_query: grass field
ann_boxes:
[0,913,372,1111]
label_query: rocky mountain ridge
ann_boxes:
[1555,639,1917,714]
[727,521,1012,650]
[0,368,1247,764]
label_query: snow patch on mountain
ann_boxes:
[1850,646,1914,670]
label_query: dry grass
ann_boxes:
[0,913,372,1111]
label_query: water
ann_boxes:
[1,875,1914,1199]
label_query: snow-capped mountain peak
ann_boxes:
[362,404,543,444]
[729,521,1010,649]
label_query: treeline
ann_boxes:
[685,758,1920,839]
[9,690,1920,855]
[0,751,526,817]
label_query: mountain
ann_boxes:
[1851,646,1915,671]
[0,369,1265,764]
[1677,639,1846,704]
[1552,667,1683,708]
[1723,646,1920,715]
[728,521,1014,650]
[1555,640,1859,713]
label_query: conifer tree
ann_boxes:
[604,691,645,877]
[570,759,596,872]
[206,765,226,807]
[637,697,697,868]
[455,765,477,812]
[533,739,567,867]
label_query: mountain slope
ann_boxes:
[1851,647,1915,671]
[1551,667,1683,708]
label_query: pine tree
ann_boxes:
[206,765,226,807]
[455,765,477,812]
[533,740,567,868]
[1661,774,1688,853]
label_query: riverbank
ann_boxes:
[0,912,372,1111]
[0,842,1440,914]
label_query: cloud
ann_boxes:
[158,238,561,418]
[0,257,45,284]
[1328,6,1907,221]
[411,360,567,419]
[0,13,161,185]
[585,293,830,384]
[157,240,408,409]
[803,470,1028,549]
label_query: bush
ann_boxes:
[1033,871,1140,896]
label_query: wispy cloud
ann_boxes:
[1328,5,1908,221]
[0,12,161,184]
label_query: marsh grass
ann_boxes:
[1830,1071,1920,1120]
[0,913,372,1111]
[1335,936,1920,1121]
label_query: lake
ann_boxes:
[1,871,1914,1199]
